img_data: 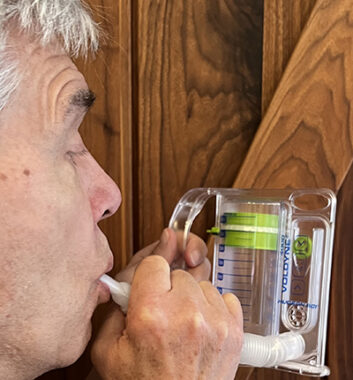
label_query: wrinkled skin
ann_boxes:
[0,28,243,380]
[92,230,243,380]
[0,29,122,379]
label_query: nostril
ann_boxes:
[102,209,110,218]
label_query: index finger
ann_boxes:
[183,232,208,267]
[130,255,171,303]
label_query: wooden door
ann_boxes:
[38,1,353,379]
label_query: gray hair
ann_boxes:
[0,0,100,111]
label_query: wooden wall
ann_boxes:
[133,0,263,247]
[38,0,353,379]
[234,0,353,379]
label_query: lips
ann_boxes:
[105,255,114,274]
[96,248,114,304]
[97,280,111,304]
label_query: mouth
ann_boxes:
[97,252,114,304]
[97,280,111,304]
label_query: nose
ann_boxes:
[89,169,122,223]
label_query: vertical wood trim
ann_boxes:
[117,0,133,268]
[262,0,317,115]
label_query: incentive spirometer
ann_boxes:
[101,188,336,377]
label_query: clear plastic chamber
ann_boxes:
[169,188,336,376]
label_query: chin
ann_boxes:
[57,320,93,368]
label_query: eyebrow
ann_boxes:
[69,89,96,111]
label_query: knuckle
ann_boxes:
[128,306,168,341]
[223,292,241,306]
[137,255,170,276]
[187,311,208,338]
[215,320,229,343]
[198,280,213,291]
[172,268,192,281]
[142,254,168,267]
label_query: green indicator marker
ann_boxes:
[224,230,278,251]
[223,212,279,228]
[207,212,280,251]
[207,227,220,235]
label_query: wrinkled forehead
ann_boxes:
[9,29,85,84]
[2,27,90,129]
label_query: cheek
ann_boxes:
[0,163,94,263]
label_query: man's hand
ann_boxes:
[115,228,211,283]
[92,255,243,380]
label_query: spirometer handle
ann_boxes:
[168,188,218,269]
[168,188,218,247]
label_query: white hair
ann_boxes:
[0,0,100,111]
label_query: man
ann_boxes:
[0,1,243,379]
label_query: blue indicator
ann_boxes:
[217,287,223,294]
[220,230,226,238]
[221,215,227,223]
[217,273,224,281]
[218,258,224,267]
[219,244,225,252]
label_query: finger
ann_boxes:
[115,241,160,283]
[187,258,211,281]
[152,228,179,265]
[199,281,226,309]
[92,304,125,353]
[127,241,160,266]
[183,232,208,268]
[130,255,171,303]
[170,269,203,296]
[222,292,243,325]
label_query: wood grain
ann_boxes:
[235,0,353,192]
[262,0,317,114]
[327,163,353,378]
[134,0,263,248]
[235,0,353,379]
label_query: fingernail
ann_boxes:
[160,229,169,245]
[189,250,201,266]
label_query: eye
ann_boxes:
[66,149,88,166]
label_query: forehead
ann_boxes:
[7,28,87,92]
[7,31,90,128]
[21,41,87,91]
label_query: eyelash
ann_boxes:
[67,149,88,166]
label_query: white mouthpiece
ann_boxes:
[99,274,131,314]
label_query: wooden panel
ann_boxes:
[327,163,353,378]
[37,1,133,379]
[262,0,316,114]
[234,0,353,379]
[134,0,263,248]
[235,0,353,192]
